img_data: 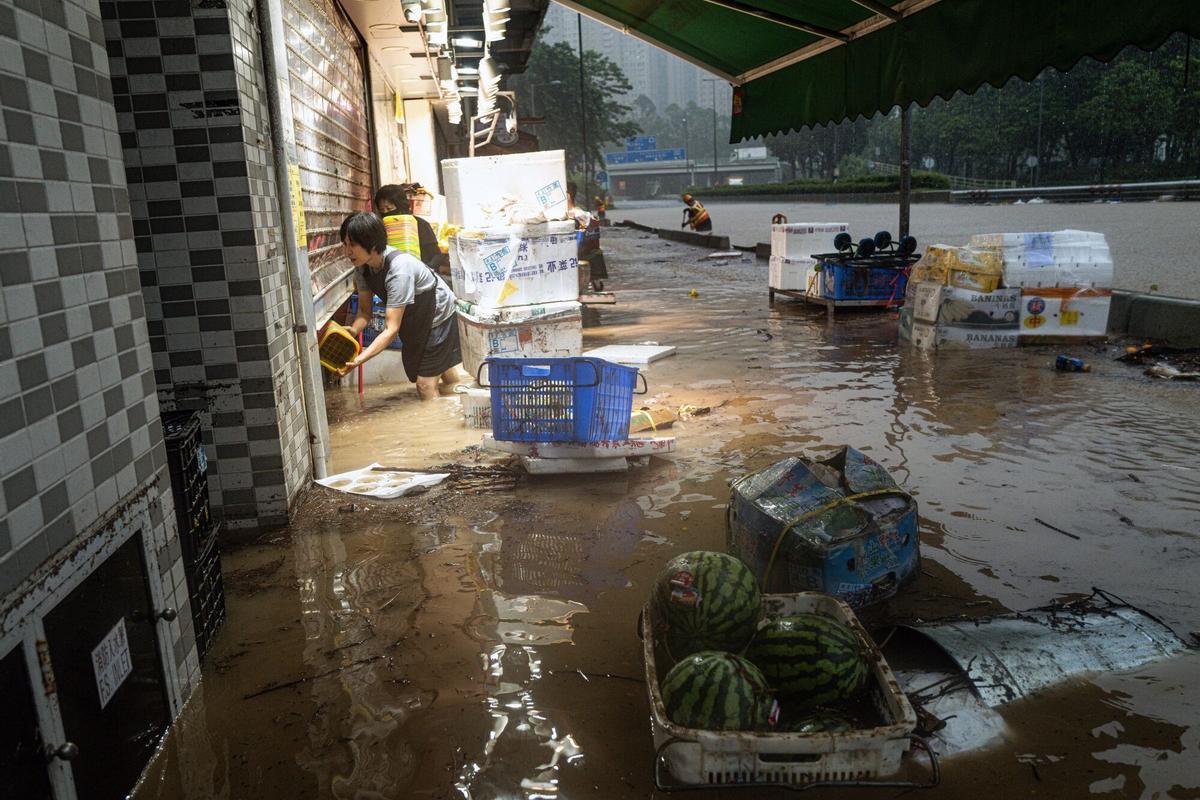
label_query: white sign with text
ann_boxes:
[92,617,133,709]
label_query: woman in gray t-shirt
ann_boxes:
[338,213,464,399]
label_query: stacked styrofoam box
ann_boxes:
[768,255,815,292]
[449,221,580,309]
[442,150,570,229]
[769,223,847,293]
[457,299,583,377]
[968,230,1113,340]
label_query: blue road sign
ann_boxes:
[625,135,657,151]
[595,171,608,184]
[604,148,686,165]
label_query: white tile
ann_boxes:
[28,417,60,454]
[83,272,107,301]
[8,319,44,358]
[0,215,27,249]
[70,183,96,213]
[65,306,92,338]
[3,285,36,323]
[22,215,53,247]
[78,389,105,427]
[8,144,42,180]
[28,246,57,281]
[0,363,17,401]
[94,477,117,518]
[62,437,88,475]
[33,449,67,491]
[116,464,136,497]
[47,56,76,93]
[106,412,130,444]
[7,498,44,549]
[0,430,33,474]
[45,181,74,213]
[44,342,74,380]
[97,356,120,389]
[71,492,99,535]
[64,152,89,183]
[32,114,62,149]
[13,8,48,51]
[93,328,116,359]
[26,82,57,117]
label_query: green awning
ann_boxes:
[556,0,1200,141]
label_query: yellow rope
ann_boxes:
[759,488,908,592]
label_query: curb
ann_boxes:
[1111,290,1200,346]
[618,221,731,251]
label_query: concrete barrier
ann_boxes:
[1119,292,1200,346]
[653,227,732,251]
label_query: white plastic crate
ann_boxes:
[768,255,815,292]
[642,592,928,790]
[456,386,491,429]
[770,222,848,260]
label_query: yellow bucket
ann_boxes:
[318,321,360,373]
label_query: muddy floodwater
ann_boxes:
[621,198,1200,300]
[135,229,1200,800]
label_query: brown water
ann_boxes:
[620,198,1200,299]
[134,229,1200,800]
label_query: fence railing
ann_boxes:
[867,161,1017,190]
[950,179,1200,203]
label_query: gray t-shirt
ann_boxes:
[355,246,456,327]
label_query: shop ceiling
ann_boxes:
[341,0,548,101]
[554,0,1200,140]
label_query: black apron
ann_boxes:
[360,250,439,382]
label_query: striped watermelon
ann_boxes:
[746,614,869,707]
[660,651,777,731]
[650,551,761,660]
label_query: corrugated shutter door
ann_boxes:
[283,0,372,323]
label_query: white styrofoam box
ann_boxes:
[457,387,491,429]
[906,321,1018,350]
[770,222,848,259]
[457,298,582,378]
[1019,288,1112,338]
[449,221,579,309]
[768,255,816,291]
[583,344,676,365]
[442,150,569,228]
[1003,259,1114,290]
[521,455,629,474]
[968,230,1113,289]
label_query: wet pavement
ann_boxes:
[135,228,1200,799]
[621,198,1200,300]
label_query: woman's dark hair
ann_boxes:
[339,212,388,254]
[373,184,412,215]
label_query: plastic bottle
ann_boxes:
[1055,355,1090,372]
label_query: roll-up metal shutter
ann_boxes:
[283,0,373,324]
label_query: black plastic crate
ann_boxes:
[187,525,225,660]
[161,410,213,561]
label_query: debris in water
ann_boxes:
[1034,517,1081,540]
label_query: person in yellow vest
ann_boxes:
[680,193,712,232]
[373,184,447,273]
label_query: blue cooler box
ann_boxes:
[728,447,919,608]
[817,261,908,305]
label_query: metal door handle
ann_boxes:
[158,607,178,622]
[48,742,79,761]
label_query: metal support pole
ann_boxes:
[899,103,911,239]
[257,0,330,479]
[711,80,718,185]
[577,13,590,210]
[1034,71,1044,186]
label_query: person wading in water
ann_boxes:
[339,212,465,400]
[680,193,712,232]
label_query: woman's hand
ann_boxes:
[341,353,368,375]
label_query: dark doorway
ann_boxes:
[0,645,53,799]
[43,531,171,800]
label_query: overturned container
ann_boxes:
[728,447,919,608]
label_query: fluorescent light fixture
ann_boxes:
[457,66,479,75]
[452,36,483,48]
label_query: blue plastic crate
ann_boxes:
[347,294,403,350]
[480,357,644,443]
[817,261,908,305]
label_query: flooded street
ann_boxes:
[620,199,1200,300]
[135,228,1200,800]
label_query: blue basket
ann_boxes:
[480,357,645,443]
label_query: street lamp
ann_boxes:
[682,116,694,188]
[702,78,718,186]
[576,12,590,210]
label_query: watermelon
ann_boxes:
[746,614,869,707]
[660,651,777,731]
[649,551,760,660]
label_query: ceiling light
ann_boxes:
[452,36,483,48]
[382,45,409,52]
[457,66,479,75]
[369,23,398,31]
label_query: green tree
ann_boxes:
[509,35,639,177]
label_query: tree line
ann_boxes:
[511,30,1197,187]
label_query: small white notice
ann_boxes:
[92,617,133,710]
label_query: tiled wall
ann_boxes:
[0,0,196,687]
[101,0,311,528]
